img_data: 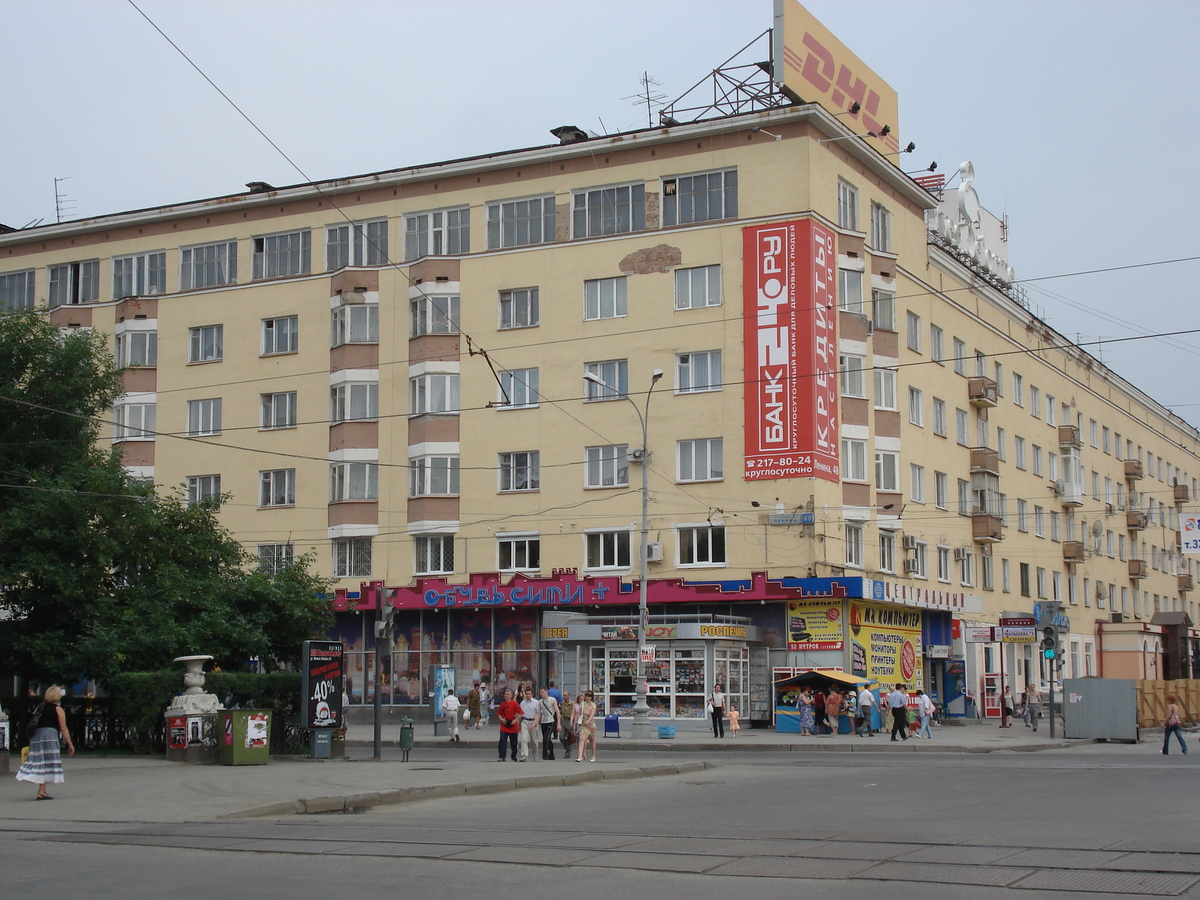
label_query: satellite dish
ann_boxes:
[1095,582,1106,600]
[1092,520,1104,538]
[1128,490,1140,506]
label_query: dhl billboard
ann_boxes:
[772,0,900,153]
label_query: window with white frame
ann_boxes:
[410,294,460,336]
[935,471,948,509]
[837,180,858,230]
[499,451,540,492]
[1014,436,1027,469]
[674,264,722,309]
[331,304,378,345]
[116,330,157,367]
[187,398,221,436]
[500,287,539,329]
[330,462,377,502]
[1036,567,1047,599]
[958,479,971,516]
[842,438,867,481]
[487,195,555,248]
[409,456,459,497]
[262,315,298,355]
[906,311,922,352]
[1050,510,1061,541]
[678,524,726,566]
[252,230,310,279]
[261,391,297,429]
[960,549,974,586]
[259,468,295,507]
[879,532,896,573]
[404,207,470,259]
[937,546,951,582]
[996,427,1006,460]
[870,203,891,251]
[875,450,899,491]
[584,276,627,320]
[838,269,864,314]
[499,367,539,408]
[913,540,928,578]
[974,351,987,378]
[1046,394,1056,425]
[573,182,645,237]
[188,324,223,362]
[678,438,723,482]
[113,251,166,298]
[334,537,372,577]
[326,219,389,269]
[415,535,453,575]
[994,362,1004,395]
[181,240,237,290]
[1032,445,1043,477]
[676,350,721,393]
[0,269,36,312]
[1048,451,1059,482]
[930,325,944,363]
[1102,426,1111,453]
[955,408,969,445]
[911,464,926,502]
[871,289,895,331]
[982,553,994,590]
[585,530,630,569]
[584,360,628,400]
[840,355,866,397]
[186,475,221,507]
[933,398,946,436]
[114,401,156,440]
[1034,505,1045,537]
[874,367,897,410]
[952,338,967,375]
[258,543,294,575]
[908,387,924,426]
[1029,385,1041,417]
[409,373,460,415]
[838,522,861,567]
[48,259,100,306]
[331,382,378,422]
[662,169,737,226]
[585,444,629,488]
[498,534,541,572]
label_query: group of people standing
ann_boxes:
[793,683,936,740]
[998,684,1043,730]
[492,683,599,763]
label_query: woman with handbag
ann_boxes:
[1162,694,1188,755]
[575,692,597,762]
[16,685,75,800]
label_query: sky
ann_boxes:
[5,0,1199,424]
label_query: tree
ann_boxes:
[0,311,333,685]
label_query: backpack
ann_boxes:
[25,703,44,741]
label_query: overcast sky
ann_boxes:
[6,1,1199,424]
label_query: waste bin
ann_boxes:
[219,709,272,765]
[398,716,414,762]
[604,713,620,737]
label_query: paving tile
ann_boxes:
[1101,853,1200,875]
[542,834,657,850]
[890,844,1024,865]
[707,856,874,879]
[1012,869,1199,895]
[851,860,1032,887]
[586,852,735,874]
[444,846,599,865]
[1000,848,1127,869]
[221,839,360,854]
[328,843,467,858]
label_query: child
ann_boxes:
[727,703,741,737]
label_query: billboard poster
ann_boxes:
[245,713,269,749]
[848,601,923,689]
[168,716,187,750]
[1182,516,1200,554]
[786,599,844,650]
[743,218,839,483]
[301,640,344,729]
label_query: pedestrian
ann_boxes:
[798,688,815,736]
[547,681,563,704]
[813,690,828,735]
[856,685,877,736]
[467,681,483,731]
[1162,694,1188,755]
[518,686,539,761]
[1026,684,1042,732]
[495,688,521,762]
[709,683,726,738]
[16,685,75,799]
[1019,687,1030,727]
[727,702,741,737]
[1000,686,1014,728]
[915,689,935,739]
[536,688,560,760]
[481,682,494,728]
[825,687,842,735]
[559,691,575,756]
[575,691,598,762]
[887,683,910,741]
[442,687,461,743]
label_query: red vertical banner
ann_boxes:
[743,218,839,482]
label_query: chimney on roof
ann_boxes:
[245,182,275,194]
[550,125,588,145]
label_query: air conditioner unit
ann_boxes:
[1128,490,1140,507]
[644,541,664,563]
[902,536,918,551]
[903,558,919,574]
[953,547,968,562]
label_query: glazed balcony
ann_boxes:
[1179,574,1194,593]
[1062,541,1085,563]
[1128,559,1147,579]
[1126,510,1147,532]
[970,447,999,475]
[972,514,1003,543]
[1175,483,1191,503]
[1057,424,1082,449]
[1124,459,1144,480]
[968,376,998,409]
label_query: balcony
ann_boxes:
[1058,482,1083,508]
[1128,559,1147,579]
[972,513,1003,543]
[970,447,999,474]
[1175,483,1191,503]
[968,376,998,408]
[1126,510,1147,531]
[1062,541,1085,562]
[1057,424,1082,449]
[1125,459,1144,480]
[1179,574,1194,593]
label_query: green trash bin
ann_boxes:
[219,709,272,765]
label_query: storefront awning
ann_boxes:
[772,670,877,689]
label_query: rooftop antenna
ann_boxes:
[624,72,667,128]
[54,177,75,224]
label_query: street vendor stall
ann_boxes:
[774,670,878,733]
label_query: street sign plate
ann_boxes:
[999,616,1036,627]
[1000,626,1036,643]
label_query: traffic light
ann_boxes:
[1041,625,1057,660]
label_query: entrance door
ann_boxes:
[982,672,1001,718]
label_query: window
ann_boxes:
[911,464,926,502]
[113,251,166,298]
[186,475,221,507]
[1102,426,1111,454]
[840,355,866,397]
[842,438,868,481]
[114,401,155,440]
[1034,505,1045,537]
[331,304,378,345]
[116,331,157,367]
[181,240,237,290]
[1020,563,1033,597]
[573,182,645,237]
[930,325,944,364]
[676,350,722,393]
[1048,451,1059,482]
[952,338,967,375]
[908,387,923,426]
[1014,436,1027,469]
[262,315,298,355]
[498,534,540,572]
[188,324,223,363]
[408,458,453,501]
[838,269,864,314]
[584,276,627,320]
[975,351,987,378]
[487,195,555,248]
[1002,558,1011,592]
[586,530,630,569]
[958,479,971,516]
[334,537,372,578]
[258,543,294,575]
[837,180,858,230]
[259,468,295,507]
[48,259,100,306]
[499,451,540,492]
[585,445,629,488]
[252,230,310,279]
[499,367,539,408]
[982,553,994,590]
[0,269,35,312]
[879,532,895,573]
[960,550,975,587]
[662,169,737,226]
[937,546,951,582]
[415,535,454,575]
[331,383,378,422]
[1029,386,1041,418]
[1036,567,1047,599]
[261,391,297,429]
[326,219,389,269]
[410,294,460,336]
[1050,511,1061,542]
[875,450,899,491]
[870,203,891,251]
[845,523,864,568]
[500,288,539,329]
[935,471,948,509]
[1046,394,1056,425]
[584,360,628,400]
[331,462,379,501]
[678,438,723,482]
[187,398,222,436]
[674,264,722,310]
[1017,499,1028,532]
[932,399,947,437]
[912,541,928,579]
[996,427,1006,461]
[906,311,922,352]
[955,408,969,445]
[404,207,469,259]
[409,373,460,415]
[994,362,1004,395]
[678,524,726,566]
[874,368,897,410]
[1032,445,1043,477]
[871,290,895,331]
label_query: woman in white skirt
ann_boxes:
[16,685,75,800]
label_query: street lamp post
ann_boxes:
[584,367,663,740]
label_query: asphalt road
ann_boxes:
[2,741,1196,899]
